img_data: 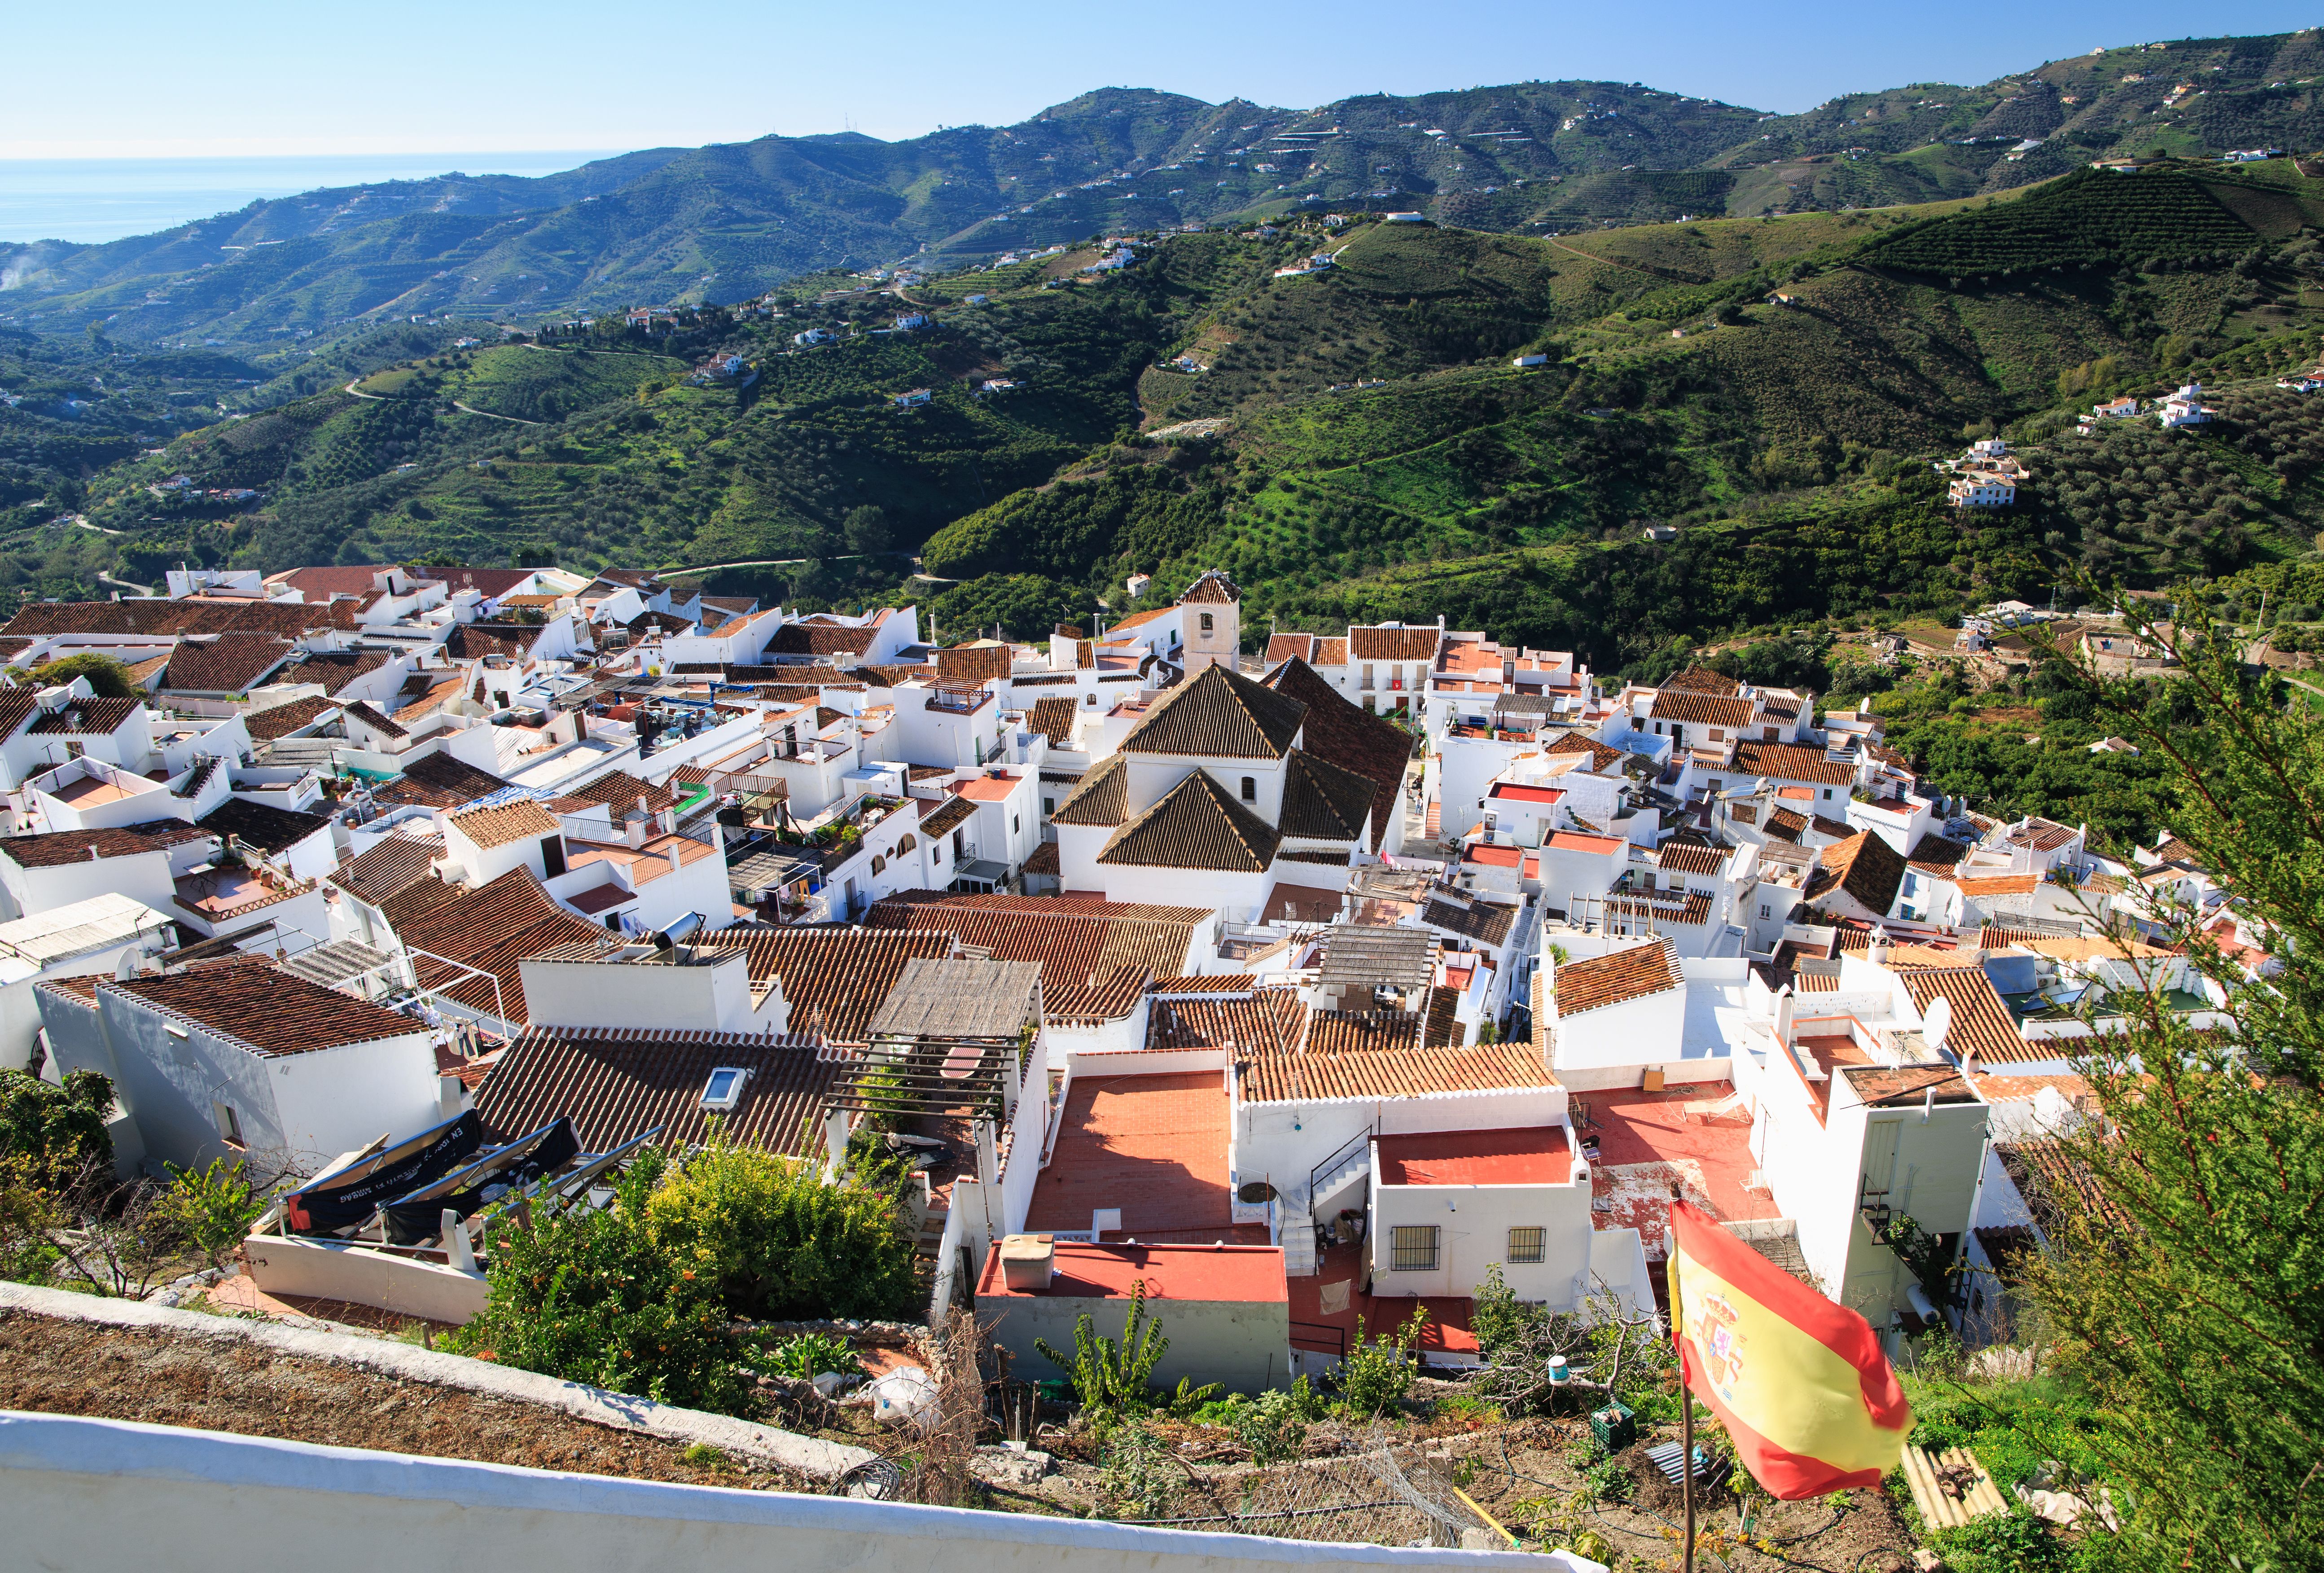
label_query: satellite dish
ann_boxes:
[1922,995,1953,1054]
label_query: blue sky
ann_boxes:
[5,0,2317,158]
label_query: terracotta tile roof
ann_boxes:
[1176,569,1240,605]
[934,643,1012,683]
[1262,657,1410,843]
[198,799,331,857]
[153,635,294,694]
[560,769,679,816]
[1659,666,1742,696]
[441,623,542,663]
[267,565,389,599]
[696,927,954,1040]
[371,751,510,810]
[1553,938,1680,1016]
[1606,890,1714,927]
[1278,748,1378,842]
[1239,1010,1552,1101]
[1820,831,1907,914]
[1656,843,1731,877]
[1898,966,2034,1064]
[28,696,145,735]
[1026,695,1079,747]
[1265,633,1317,664]
[0,691,36,740]
[295,649,392,696]
[1766,807,1808,841]
[5,599,355,639]
[1545,733,1628,771]
[342,700,407,740]
[1997,1138,2132,1234]
[1022,840,1060,876]
[381,867,605,1023]
[1649,690,1754,729]
[107,957,420,1057]
[448,799,561,850]
[878,889,1211,923]
[1907,833,1973,868]
[243,694,340,740]
[1954,874,2039,896]
[330,836,444,906]
[1121,663,1305,760]
[2008,818,2080,852]
[1810,815,1854,841]
[1099,771,1281,872]
[1347,624,1440,663]
[404,565,540,599]
[1732,741,1855,787]
[0,821,212,868]
[766,620,880,657]
[393,675,467,723]
[918,794,978,838]
[1149,975,1258,996]
[1045,755,1123,828]
[1148,986,1305,1052]
[476,1027,841,1154]
[864,892,1203,1019]
[1422,986,1462,1048]
[1420,897,1517,947]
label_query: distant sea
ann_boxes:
[0,152,620,246]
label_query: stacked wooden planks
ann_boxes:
[1901,1445,2010,1529]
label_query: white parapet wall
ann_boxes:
[0,1411,1549,1573]
[242,1232,491,1326]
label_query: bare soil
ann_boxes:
[0,1311,813,1494]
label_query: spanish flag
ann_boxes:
[1668,1202,1912,1499]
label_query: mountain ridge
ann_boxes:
[12,31,2324,350]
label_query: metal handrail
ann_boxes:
[1289,1319,1349,1357]
[1306,1121,1376,1213]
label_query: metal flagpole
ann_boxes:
[1671,1222,1695,1573]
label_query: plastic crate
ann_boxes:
[1589,1398,1637,1454]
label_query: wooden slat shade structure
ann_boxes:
[827,1035,1020,1122]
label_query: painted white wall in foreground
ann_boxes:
[0,1411,1547,1573]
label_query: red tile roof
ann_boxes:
[1732,741,1855,787]
[1898,966,2035,1065]
[243,694,340,740]
[1818,831,1907,914]
[864,893,1202,1019]
[1649,690,1755,729]
[1121,663,1305,760]
[1553,939,1680,1016]
[107,957,421,1057]
[1347,624,1440,663]
[1147,986,1306,1052]
[1240,1011,1551,1101]
[371,751,510,810]
[1098,771,1281,872]
[695,927,954,1041]
[448,800,561,851]
[380,868,604,1023]
[0,821,212,868]
[330,836,444,907]
[1051,754,1127,826]
[28,696,145,735]
[475,1027,839,1153]
[5,600,356,639]
[1176,570,1240,605]
[1261,656,1411,844]
[1659,666,1743,696]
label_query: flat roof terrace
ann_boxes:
[1026,1072,1262,1243]
[1375,1127,1572,1186]
[1575,1083,1780,1263]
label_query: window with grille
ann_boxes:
[1390,1225,1439,1271]
[1507,1226,1546,1265]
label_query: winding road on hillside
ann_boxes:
[345,377,544,425]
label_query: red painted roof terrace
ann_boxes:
[1376,1127,1574,1186]
[975,1241,1287,1302]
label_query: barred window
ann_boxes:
[1390,1226,1439,1272]
[1507,1227,1546,1265]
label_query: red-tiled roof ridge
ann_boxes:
[1659,666,1743,696]
[693,927,954,1041]
[1176,569,1240,605]
[1822,830,1908,914]
[1097,770,1282,872]
[1120,662,1305,760]
[1261,656,1411,844]
[0,821,213,868]
[474,1025,841,1155]
[1554,938,1681,1016]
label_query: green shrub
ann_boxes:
[761,1330,859,1381]
[0,1069,114,1191]
[456,1152,753,1414]
[641,1134,916,1321]
[1099,1420,1175,1518]
[158,1158,265,1271]
[1337,1306,1426,1416]
[1036,1275,1201,1417]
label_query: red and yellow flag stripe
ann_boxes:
[1668,1202,1912,1499]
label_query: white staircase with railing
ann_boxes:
[1283,1128,1377,1278]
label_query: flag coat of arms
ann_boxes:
[1668,1202,1912,1498]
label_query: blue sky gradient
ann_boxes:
[5,1,2316,158]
